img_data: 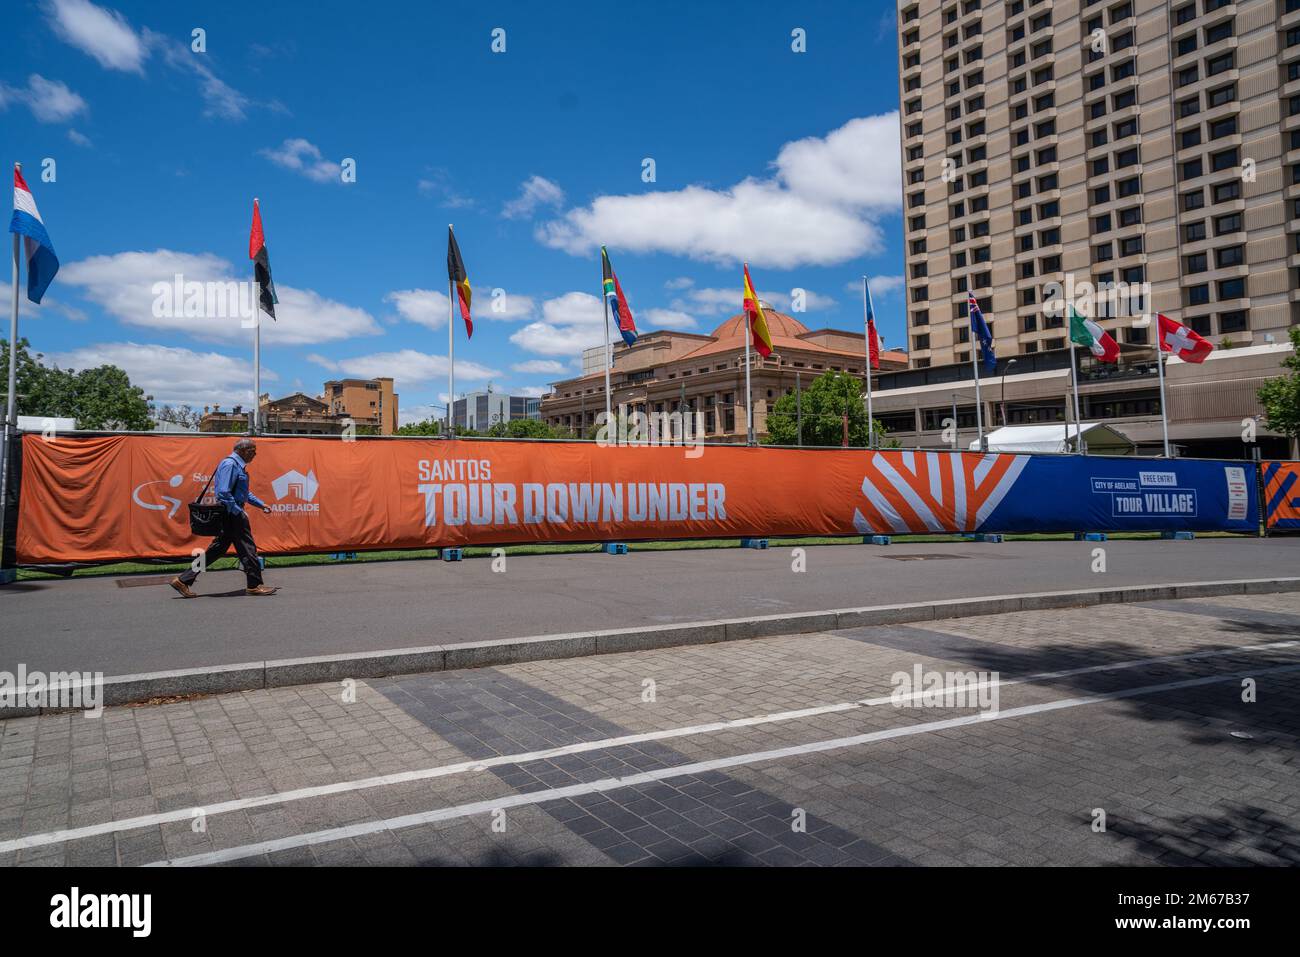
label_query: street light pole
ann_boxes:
[1000,358,1018,426]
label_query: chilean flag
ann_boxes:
[863,277,880,370]
[9,167,59,304]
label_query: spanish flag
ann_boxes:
[742,263,773,357]
[447,225,472,338]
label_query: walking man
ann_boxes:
[170,438,279,597]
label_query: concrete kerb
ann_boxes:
[3,577,1297,716]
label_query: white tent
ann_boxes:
[17,415,76,432]
[971,423,1134,454]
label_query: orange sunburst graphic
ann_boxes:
[852,451,1029,534]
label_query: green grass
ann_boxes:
[12,530,1250,581]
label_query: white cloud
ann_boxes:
[149,29,249,120]
[641,308,697,331]
[46,341,265,407]
[669,286,833,316]
[260,138,340,183]
[508,291,705,356]
[417,168,474,207]
[398,402,443,426]
[57,249,381,345]
[540,291,604,328]
[0,280,86,321]
[384,288,450,330]
[860,274,905,297]
[502,175,565,219]
[538,114,901,268]
[326,349,500,389]
[44,2,252,119]
[305,353,336,370]
[510,322,603,357]
[385,287,534,330]
[773,115,901,211]
[0,74,88,123]
[512,385,549,398]
[44,0,146,73]
[66,128,92,147]
[511,359,567,375]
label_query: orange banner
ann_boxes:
[15,435,1259,564]
[14,434,1019,563]
[1261,461,1300,530]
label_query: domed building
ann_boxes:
[539,307,907,443]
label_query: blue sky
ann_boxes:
[3,0,906,423]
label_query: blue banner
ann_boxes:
[980,456,1257,534]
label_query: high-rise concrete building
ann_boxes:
[897,0,1300,368]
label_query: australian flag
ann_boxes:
[968,292,996,374]
[9,167,59,304]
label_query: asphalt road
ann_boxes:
[2,537,1298,676]
[3,590,1298,868]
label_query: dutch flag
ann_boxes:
[9,166,59,304]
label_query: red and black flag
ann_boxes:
[249,199,278,319]
[447,226,472,338]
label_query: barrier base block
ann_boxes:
[330,552,358,561]
[0,569,15,586]
[740,538,769,550]
[601,542,628,555]
[441,548,464,562]
[862,535,891,546]
[1161,531,1195,541]
[1074,532,1107,542]
[970,533,1003,543]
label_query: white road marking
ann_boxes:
[146,662,1300,866]
[1,640,1293,856]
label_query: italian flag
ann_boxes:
[1068,306,1119,362]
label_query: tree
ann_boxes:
[395,419,482,437]
[0,337,153,430]
[762,369,893,448]
[485,418,567,439]
[153,403,203,429]
[1258,326,1300,453]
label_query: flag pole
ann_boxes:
[2,164,20,550]
[1069,339,1084,454]
[971,339,985,453]
[861,276,875,450]
[743,264,754,446]
[601,251,612,444]
[251,198,261,434]
[447,224,455,438]
[1155,321,1171,458]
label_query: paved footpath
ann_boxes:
[3,537,1299,676]
[1,591,1297,866]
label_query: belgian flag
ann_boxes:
[447,226,472,338]
[248,199,278,319]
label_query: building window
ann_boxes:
[1219,310,1248,333]
[1218,277,1246,299]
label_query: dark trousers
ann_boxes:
[178,509,264,588]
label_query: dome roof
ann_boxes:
[709,310,810,340]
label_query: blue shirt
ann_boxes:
[213,453,267,515]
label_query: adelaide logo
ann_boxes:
[270,469,320,513]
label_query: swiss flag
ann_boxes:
[1157,313,1213,364]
